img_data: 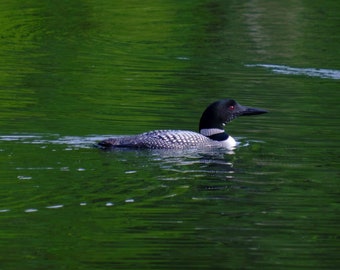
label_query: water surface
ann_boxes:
[0,1,339,269]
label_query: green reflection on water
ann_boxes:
[0,0,339,269]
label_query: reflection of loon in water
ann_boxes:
[98,99,267,150]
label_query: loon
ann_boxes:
[98,99,267,150]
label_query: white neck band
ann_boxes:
[200,128,225,136]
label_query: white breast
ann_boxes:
[220,135,237,149]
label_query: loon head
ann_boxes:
[199,99,267,132]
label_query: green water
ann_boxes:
[0,1,339,269]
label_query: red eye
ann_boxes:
[229,105,235,110]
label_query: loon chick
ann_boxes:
[98,99,267,150]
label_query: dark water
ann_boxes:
[0,1,339,269]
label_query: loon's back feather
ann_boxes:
[98,130,215,149]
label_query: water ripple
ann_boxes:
[0,134,111,148]
[246,64,340,79]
